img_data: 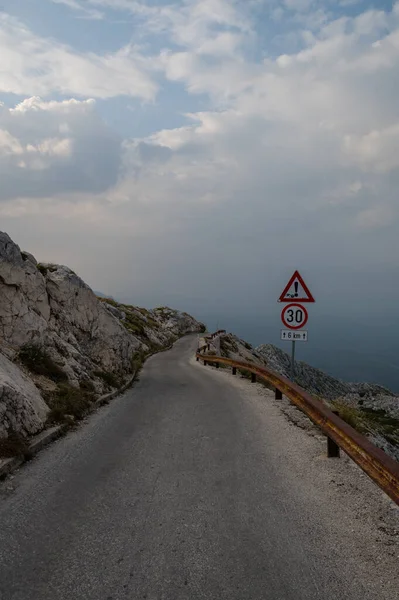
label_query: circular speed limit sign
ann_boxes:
[281,303,308,330]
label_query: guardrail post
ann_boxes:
[232,367,236,375]
[251,372,256,383]
[204,360,207,366]
[327,410,340,458]
[275,388,282,400]
[216,362,219,369]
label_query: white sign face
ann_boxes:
[281,303,308,329]
[281,329,308,342]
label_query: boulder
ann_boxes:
[0,352,48,438]
[0,232,50,347]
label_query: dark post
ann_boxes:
[327,410,340,458]
[251,372,256,383]
[216,362,219,369]
[196,356,199,362]
[204,360,207,366]
[275,388,283,400]
[291,340,296,380]
[232,367,237,375]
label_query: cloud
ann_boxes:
[344,123,399,173]
[50,0,104,19]
[0,14,156,100]
[355,204,394,229]
[1,0,399,318]
[0,97,122,200]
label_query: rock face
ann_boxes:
[0,231,205,441]
[0,352,49,438]
[0,233,50,347]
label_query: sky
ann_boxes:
[0,0,398,367]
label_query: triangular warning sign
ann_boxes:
[278,271,315,303]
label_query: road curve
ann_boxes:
[0,335,394,600]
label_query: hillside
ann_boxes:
[214,332,399,461]
[0,232,204,451]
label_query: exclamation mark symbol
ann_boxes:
[294,281,298,297]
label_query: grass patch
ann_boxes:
[18,344,68,383]
[97,297,119,308]
[93,370,121,389]
[123,312,147,337]
[331,401,399,448]
[0,431,31,459]
[239,368,252,380]
[331,400,368,434]
[47,384,95,424]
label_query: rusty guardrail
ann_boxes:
[196,351,399,506]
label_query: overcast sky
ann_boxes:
[0,0,398,324]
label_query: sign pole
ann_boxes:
[291,340,296,380]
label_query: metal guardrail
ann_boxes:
[196,349,399,506]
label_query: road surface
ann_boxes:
[0,335,395,599]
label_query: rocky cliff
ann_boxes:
[0,232,204,447]
[215,332,399,461]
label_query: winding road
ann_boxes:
[0,335,395,599]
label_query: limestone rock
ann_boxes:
[0,352,48,438]
[0,232,50,348]
[21,251,38,266]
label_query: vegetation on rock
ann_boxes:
[18,345,68,383]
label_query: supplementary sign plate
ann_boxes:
[281,303,308,329]
[279,271,315,303]
[281,329,308,342]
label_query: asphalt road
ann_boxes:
[0,335,393,599]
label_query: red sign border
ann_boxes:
[278,270,315,303]
[281,303,309,330]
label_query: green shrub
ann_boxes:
[80,379,95,393]
[18,344,68,382]
[93,370,121,389]
[37,263,58,276]
[37,264,48,276]
[123,312,147,336]
[47,384,94,423]
[0,430,31,459]
[131,351,146,373]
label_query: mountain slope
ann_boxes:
[0,231,204,446]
